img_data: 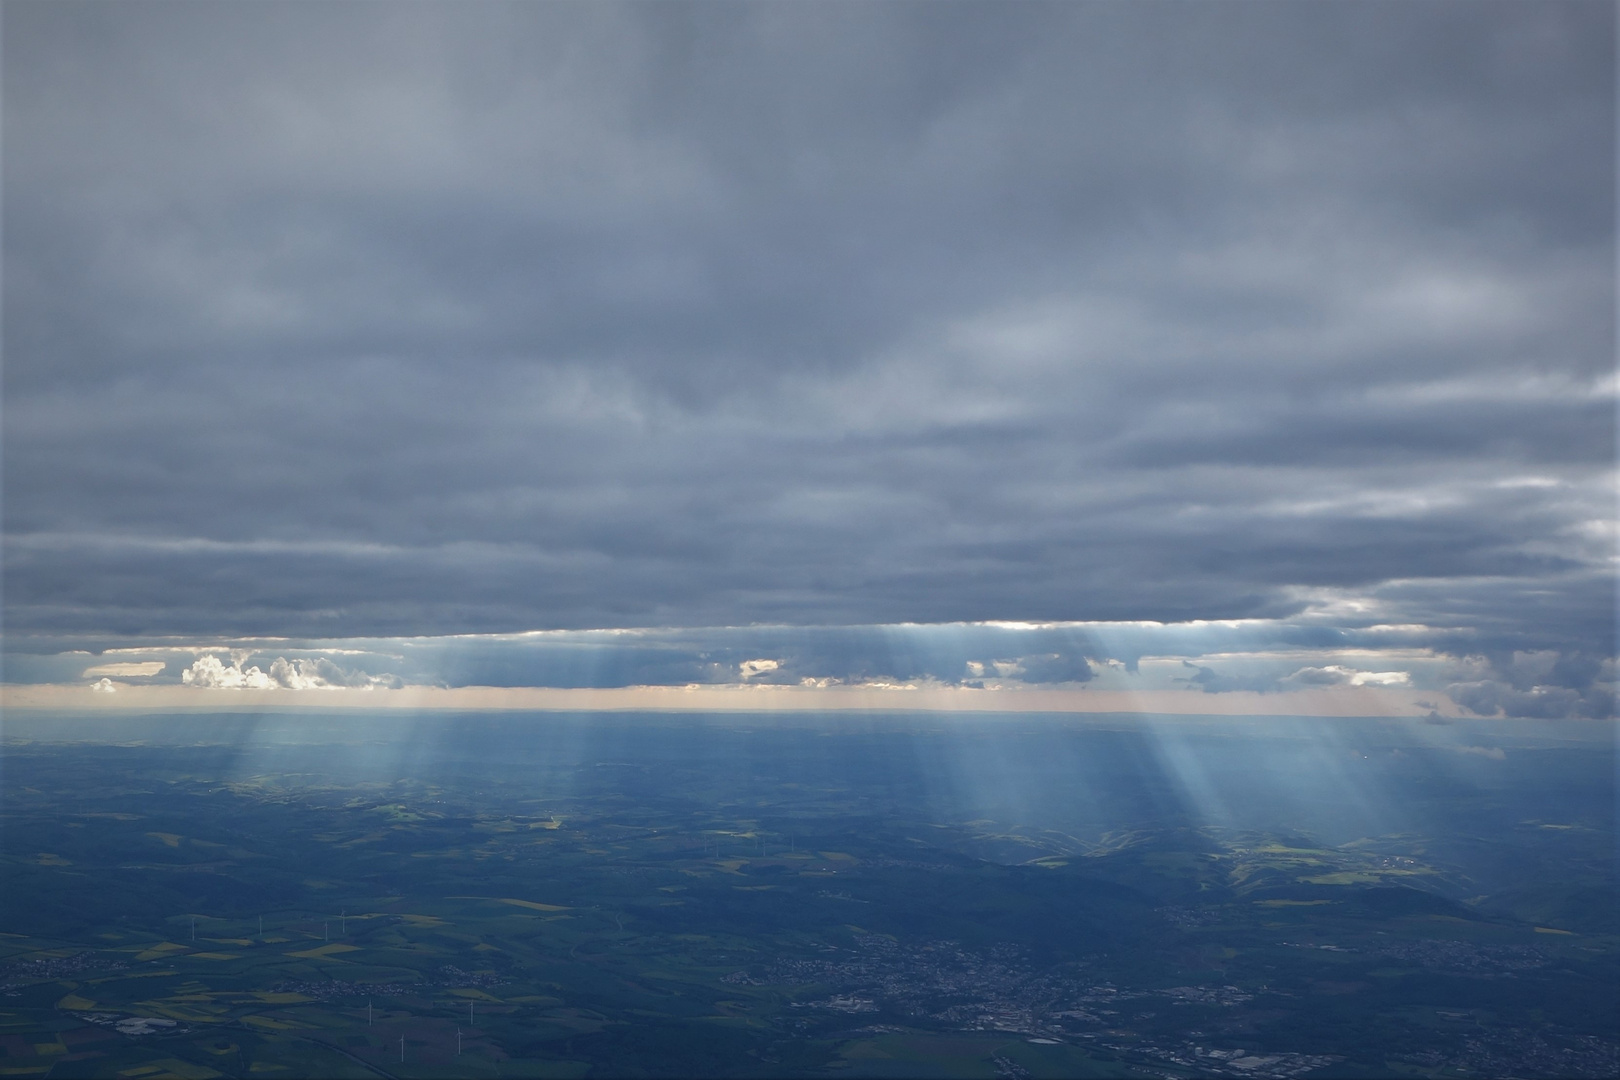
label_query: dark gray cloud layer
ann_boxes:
[3,2,1615,712]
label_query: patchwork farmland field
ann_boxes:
[1,712,1614,1078]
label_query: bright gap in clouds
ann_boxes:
[5,617,1613,720]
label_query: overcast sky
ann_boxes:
[3,1,1614,717]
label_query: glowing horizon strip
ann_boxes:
[2,680,1463,718]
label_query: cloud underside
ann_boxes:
[2,3,1614,712]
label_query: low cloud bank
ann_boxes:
[82,660,166,677]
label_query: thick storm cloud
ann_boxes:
[3,2,1614,716]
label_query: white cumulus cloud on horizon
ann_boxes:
[180,654,398,690]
